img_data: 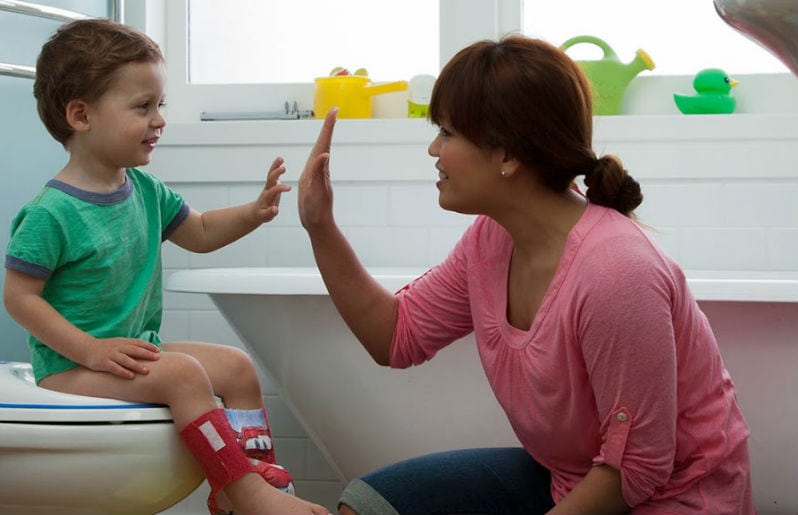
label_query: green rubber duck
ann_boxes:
[674,68,739,114]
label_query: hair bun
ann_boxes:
[585,155,643,216]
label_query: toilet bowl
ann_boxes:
[0,361,203,515]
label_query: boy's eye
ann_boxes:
[438,127,452,137]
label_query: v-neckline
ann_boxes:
[498,203,602,349]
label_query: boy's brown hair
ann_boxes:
[33,18,163,147]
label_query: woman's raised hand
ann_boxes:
[298,108,338,232]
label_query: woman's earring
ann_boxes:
[500,170,506,176]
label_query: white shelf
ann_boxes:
[148,114,798,183]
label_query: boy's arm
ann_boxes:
[3,269,160,379]
[168,156,290,253]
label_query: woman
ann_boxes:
[298,36,754,515]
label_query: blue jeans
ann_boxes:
[338,447,555,515]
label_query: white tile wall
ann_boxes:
[156,116,797,513]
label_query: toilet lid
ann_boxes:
[0,361,173,423]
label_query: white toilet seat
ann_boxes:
[0,361,172,423]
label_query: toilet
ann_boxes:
[0,361,203,515]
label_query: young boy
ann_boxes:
[3,18,329,515]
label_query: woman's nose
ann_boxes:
[428,136,440,156]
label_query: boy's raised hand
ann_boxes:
[253,156,292,224]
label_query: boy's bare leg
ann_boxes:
[161,341,263,408]
[39,349,328,514]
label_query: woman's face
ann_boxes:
[428,118,504,214]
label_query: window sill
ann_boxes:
[158,113,797,144]
[147,113,798,182]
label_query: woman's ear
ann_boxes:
[499,152,522,178]
[65,99,90,132]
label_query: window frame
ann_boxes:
[125,0,795,122]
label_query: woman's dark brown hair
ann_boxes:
[429,35,642,216]
[33,18,164,147]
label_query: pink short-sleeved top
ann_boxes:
[390,203,754,514]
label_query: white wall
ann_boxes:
[153,114,797,513]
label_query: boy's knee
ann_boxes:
[224,346,257,375]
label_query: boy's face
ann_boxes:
[82,61,167,170]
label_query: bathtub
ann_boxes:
[167,267,798,514]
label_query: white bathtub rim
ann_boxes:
[167,267,427,296]
[166,267,798,303]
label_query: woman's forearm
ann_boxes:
[547,464,629,515]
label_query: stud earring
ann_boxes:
[500,170,506,176]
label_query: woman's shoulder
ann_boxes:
[459,215,512,260]
[573,205,685,291]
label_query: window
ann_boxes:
[188,0,440,84]
[124,0,791,122]
[125,0,519,122]
[522,0,789,75]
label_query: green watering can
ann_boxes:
[560,35,655,115]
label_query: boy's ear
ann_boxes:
[65,99,90,132]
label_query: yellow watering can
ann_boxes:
[313,76,408,119]
[560,35,655,115]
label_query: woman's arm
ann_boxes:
[547,464,629,515]
[297,109,398,365]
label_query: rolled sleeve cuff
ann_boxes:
[593,406,647,506]
[603,406,632,469]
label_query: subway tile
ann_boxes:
[266,226,317,266]
[168,182,231,211]
[346,226,429,266]
[720,182,798,228]
[264,395,309,438]
[679,228,768,270]
[162,241,190,268]
[389,184,468,227]
[188,310,242,347]
[159,310,190,342]
[188,228,270,268]
[333,184,390,226]
[273,437,307,479]
[228,181,303,228]
[306,441,345,481]
[767,229,798,270]
[636,182,723,228]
